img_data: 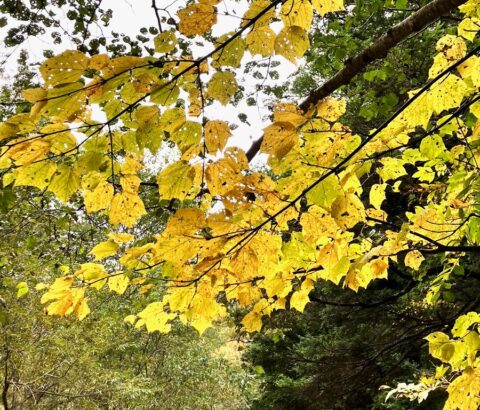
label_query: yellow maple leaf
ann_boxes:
[331,192,366,230]
[281,0,313,31]
[137,302,176,333]
[108,274,129,295]
[48,165,81,203]
[242,0,275,27]
[89,240,119,260]
[75,263,108,289]
[458,17,480,41]
[290,290,310,312]
[246,26,276,57]
[241,311,263,333]
[109,191,146,228]
[445,367,480,410]
[370,183,387,211]
[207,71,238,105]
[14,161,58,191]
[83,180,114,213]
[212,33,246,68]
[154,31,177,53]
[260,121,299,159]
[39,50,89,86]
[8,139,50,165]
[177,3,217,37]
[317,97,347,121]
[311,0,344,17]
[108,232,135,244]
[157,160,198,200]
[404,250,425,271]
[205,120,231,153]
[274,26,309,63]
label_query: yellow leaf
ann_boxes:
[109,192,146,228]
[377,157,407,181]
[242,0,275,27]
[306,174,341,209]
[22,87,47,103]
[177,3,217,37]
[317,97,346,121]
[436,35,466,61]
[48,165,81,202]
[445,368,480,410]
[139,284,154,294]
[170,121,202,153]
[452,312,480,338]
[89,240,119,260]
[83,180,114,213]
[108,274,129,295]
[39,50,89,86]
[370,183,386,210]
[75,298,90,320]
[124,314,137,325]
[8,139,50,165]
[206,158,242,196]
[16,282,29,299]
[212,34,246,68]
[164,208,206,235]
[40,82,87,121]
[273,103,307,127]
[281,0,313,31]
[14,161,58,190]
[290,290,310,312]
[404,250,425,271]
[458,17,480,41]
[120,174,141,194]
[207,71,238,105]
[107,232,135,244]
[205,120,231,153]
[242,311,263,333]
[260,122,299,159]
[274,26,309,63]
[154,31,177,53]
[137,302,176,333]
[89,53,109,70]
[311,0,344,16]
[103,56,145,77]
[150,81,180,106]
[0,123,18,141]
[75,263,108,289]
[246,26,276,57]
[186,291,226,334]
[428,75,468,115]
[331,192,365,230]
[158,108,186,134]
[157,160,198,200]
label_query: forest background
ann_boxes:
[1,0,480,409]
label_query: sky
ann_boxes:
[0,0,300,167]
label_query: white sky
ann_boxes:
[0,0,300,167]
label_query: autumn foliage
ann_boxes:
[2,0,480,407]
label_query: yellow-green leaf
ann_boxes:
[40,50,89,86]
[108,274,129,295]
[404,250,425,271]
[205,120,231,153]
[370,183,387,210]
[274,26,310,63]
[154,31,177,53]
[48,165,81,203]
[89,240,119,260]
[207,71,238,105]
